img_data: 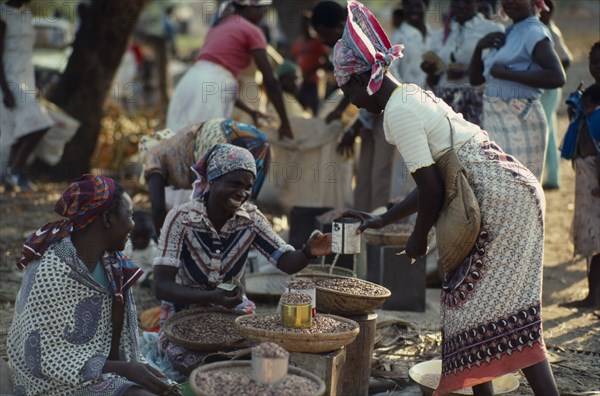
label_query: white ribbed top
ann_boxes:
[383,84,482,173]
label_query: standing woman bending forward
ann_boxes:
[166,0,293,140]
[334,1,558,395]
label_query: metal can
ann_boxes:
[288,286,317,317]
[281,302,313,329]
[332,217,361,254]
[251,355,288,385]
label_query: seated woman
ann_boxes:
[333,2,558,395]
[7,175,177,395]
[153,144,332,375]
[141,118,271,232]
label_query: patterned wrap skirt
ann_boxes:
[435,132,548,395]
[572,156,600,259]
[482,97,548,181]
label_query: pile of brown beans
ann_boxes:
[311,277,389,296]
[252,342,289,359]
[171,313,242,344]
[195,367,320,395]
[281,292,312,305]
[240,314,356,334]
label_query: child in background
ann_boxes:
[275,60,312,119]
[124,211,157,285]
[391,8,404,30]
[561,42,600,309]
[291,12,329,115]
[581,86,600,197]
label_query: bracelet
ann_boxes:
[301,244,317,260]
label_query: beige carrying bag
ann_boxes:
[435,117,481,273]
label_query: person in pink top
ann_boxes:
[166,0,293,139]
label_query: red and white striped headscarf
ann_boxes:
[333,0,404,95]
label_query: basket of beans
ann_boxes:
[294,274,391,315]
[163,307,250,351]
[190,360,325,396]
[362,222,415,246]
[235,313,359,353]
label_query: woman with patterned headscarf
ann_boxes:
[166,0,293,141]
[139,118,271,233]
[334,1,559,395]
[152,144,332,375]
[7,175,178,395]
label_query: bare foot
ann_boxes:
[560,296,600,309]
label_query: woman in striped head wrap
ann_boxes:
[8,175,178,395]
[152,143,333,375]
[335,1,559,395]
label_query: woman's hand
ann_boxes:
[420,60,440,76]
[307,232,332,257]
[446,63,467,80]
[251,110,271,127]
[490,63,510,79]
[341,210,385,233]
[106,362,171,394]
[278,123,294,140]
[405,232,429,260]
[476,32,506,51]
[212,287,243,309]
[325,108,344,124]
[337,128,358,158]
[1,86,15,109]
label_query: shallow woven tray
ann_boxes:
[299,264,356,278]
[235,314,359,353]
[294,274,391,315]
[163,307,250,351]
[190,361,326,396]
[362,222,414,246]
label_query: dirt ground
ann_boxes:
[0,7,599,396]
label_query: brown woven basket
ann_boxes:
[294,274,391,315]
[299,264,356,278]
[190,361,326,396]
[362,223,414,246]
[164,307,250,351]
[235,314,359,353]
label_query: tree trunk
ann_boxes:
[46,0,149,180]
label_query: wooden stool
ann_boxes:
[289,348,346,396]
[340,312,378,396]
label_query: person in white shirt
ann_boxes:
[422,0,504,126]
[390,0,435,87]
